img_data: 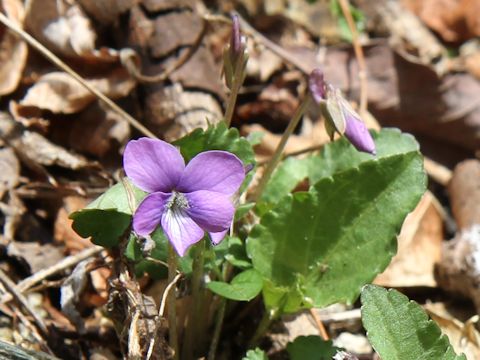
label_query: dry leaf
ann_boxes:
[78,0,137,24]
[425,303,480,359]
[375,192,444,287]
[0,0,28,95]
[145,83,223,141]
[19,69,135,114]
[54,196,92,253]
[403,0,480,43]
[0,147,20,195]
[25,0,96,57]
[7,241,65,274]
[61,259,92,332]
[69,103,130,157]
[0,111,92,171]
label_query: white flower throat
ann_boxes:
[166,191,190,212]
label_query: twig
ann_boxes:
[423,157,452,186]
[18,247,103,293]
[0,268,49,337]
[0,12,157,139]
[159,273,183,318]
[309,308,330,341]
[233,11,310,74]
[252,97,312,201]
[0,247,103,304]
[338,0,368,115]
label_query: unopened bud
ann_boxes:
[308,69,326,103]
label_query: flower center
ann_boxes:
[166,191,189,212]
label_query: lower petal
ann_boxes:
[209,230,229,245]
[133,192,172,236]
[185,190,234,233]
[161,209,205,257]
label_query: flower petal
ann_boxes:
[185,190,234,233]
[161,208,205,257]
[123,138,185,193]
[209,230,229,245]
[177,151,245,194]
[344,115,376,155]
[133,192,172,236]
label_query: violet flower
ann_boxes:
[123,138,245,256]
[308,69,376,155]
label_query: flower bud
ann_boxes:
[308,68,376,155]
[308,68,326,103]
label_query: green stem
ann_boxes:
[253,96,312,202]
[207,261,232,360]
[167,245,179,360]
[182,240,206,360]
[207,297,226,360]
[224,57,245,127]
[248,310,274,348]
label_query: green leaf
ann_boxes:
[287,336,340,360]
[260,156,313,204]
[242,348,268,360]
[224,237,252,269]
[70,180,147,248]
[207,269,263,301]
[247,147,426,312]
[173,122,255,166]
[361,285,466,360]
[262,129,418,205]
[87,179,147,214]
[308,129,419,183]
[70,209,131,247]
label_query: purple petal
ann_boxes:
[185,190,234,233]
[308,68,326,103]
[123,138,185,193]
[133,192,172,236]
[161,208,205,257]
[230,14,242,57]
[344,115,376,155]
[209,230,229,245]
[177,151,245,195]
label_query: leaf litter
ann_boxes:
[0,0,477,358]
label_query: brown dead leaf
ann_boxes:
[0,111,93,172]
[0,0,28,95]
[25,0,96,57]
[54,196,91,253]
[145,83,223,141]
[425,303,480,359]
[403,0,480,43]
[78,0,137,24]
[7,241,65,274]
[69,103,130,158]
[18,69,135,114]
[0,147,20,196]
[375,192,444,287]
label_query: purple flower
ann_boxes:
[123,138,245,256]
[308,69,376,155]
[343,107,376,155]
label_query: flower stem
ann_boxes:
[207,297,226,360]
[207,261,232,360]
[224,57,245,127]
[252,96,312,202]
[182,240,206,360]
[167,244,179,360]
[248,310,274,348]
